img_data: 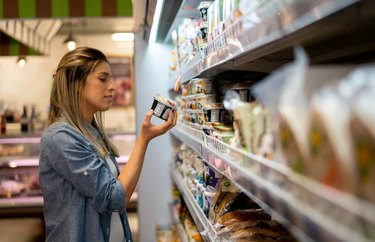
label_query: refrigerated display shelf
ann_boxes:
[0,155,131,168]
[170,204,189,242]
[171,123,375,242]
[170,0,361,87]
[171,168,218,242]
[0,196,43,208]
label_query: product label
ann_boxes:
[154,103,165,117]
[211,110,220,122]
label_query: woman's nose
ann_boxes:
[108,81,116,91]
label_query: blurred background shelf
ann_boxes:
[171,122,375,242]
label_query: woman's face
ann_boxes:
[81,61,114,122]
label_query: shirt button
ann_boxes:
[83,171,88,176]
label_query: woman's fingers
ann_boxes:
[173,110,177,126]
[165,110,176,129]
[143,109,153,125]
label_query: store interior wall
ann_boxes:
[134,31,174,242]
[0,32,135,133]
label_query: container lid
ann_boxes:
[153,94,177,109]
[202,103,224,110]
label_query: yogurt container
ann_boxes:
[229,81,255,102]
[203,103,232,123]
[190,78,215,95]
[151,94,177,120]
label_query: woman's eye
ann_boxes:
[99,78,107,82]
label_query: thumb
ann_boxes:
[144,109,153,124]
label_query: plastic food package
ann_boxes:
[196,94,218,110]
[253,48,310,170]
[217,208,271,227]
[190,78,216,95]
[228,81,254,103]
[253,47,355,174]
[211,123,234,144]
[344,65,375,202]
[203,103,232,123]
[151,94,177,120]
[307,87,357,193]
[208,177,240,223]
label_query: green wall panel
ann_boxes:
[9,39,20,56]
[0,0,3,18]
[117,0,132,16]
[85,0,102,17]
[19,0,36,18]
[52,0,69,17]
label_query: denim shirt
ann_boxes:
[39,121,133,242]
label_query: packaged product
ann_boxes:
[195,94,218,110]
[208,177,240,223]
[228,220,296,240]
[307,87,357,193]
[203,161,223,189]
[183,214,204,242]
[251,48,311,170]
[211,123,234,144]
[217,208,271,227]
[257,111,275,160]
[197,1,212,22]
[190,78,216,95]
[232,101,253,151]
[203,103,232,123]
[228,81,254,103]
[201,123,215,136]
[181,82,190,96]
[151,94,177,120]
[183,109,205,125]
[253,48,355,173]
[349,86,375,202]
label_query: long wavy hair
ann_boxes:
[48,47,119,157]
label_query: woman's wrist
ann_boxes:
[138,133,151,146]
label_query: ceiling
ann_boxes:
[56,17,134,36]
[0,0,183,55]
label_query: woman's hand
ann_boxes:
[140,109,177,143]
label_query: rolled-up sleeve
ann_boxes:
[41,124,126,213]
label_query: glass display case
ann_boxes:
[0,132,136,216]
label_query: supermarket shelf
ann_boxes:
[0,196,43,208]
[171,168,218,242]
[171,123,375,242]
[170,0,365,87]
[170,204,189,242]
[0,155,130,167]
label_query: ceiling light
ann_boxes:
[63,32,77,51]
[112,33,134,42]
[17,56,27,68]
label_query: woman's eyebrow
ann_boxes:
[97,72,112,77]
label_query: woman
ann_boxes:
[39,47,177,242]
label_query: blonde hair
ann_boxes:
[48,47,119,157]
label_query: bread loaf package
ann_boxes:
[350,88,375,202]
[218,208,271,227]
[307,88,357,193]
[208,177,240,223]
